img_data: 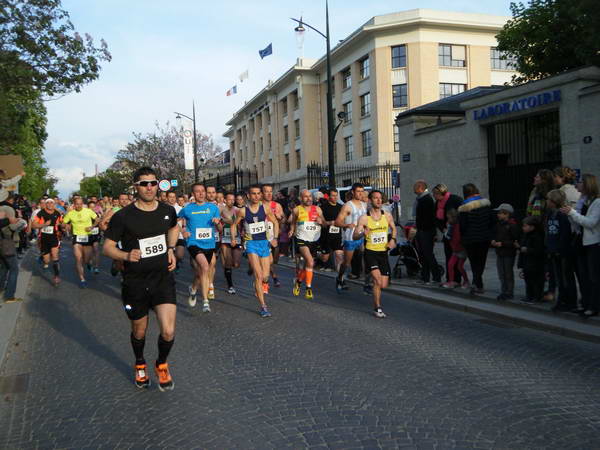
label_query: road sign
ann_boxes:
[322,171,329,177]
[158,180,171,191]
[402,154,411,162]
[171,179,178,187]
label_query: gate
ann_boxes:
[487,111,561,219]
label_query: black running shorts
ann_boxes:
[40,236,60,255]
[295,238,319,255]
[188,245,215,263]
[121,271,176,321]
[364,249,391,277]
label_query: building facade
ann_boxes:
[395,66,600,220]
[224,9,516,192]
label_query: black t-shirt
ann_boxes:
[36,210,62,239]
[105,202,177,277]
[321,202,343,237]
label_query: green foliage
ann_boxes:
[78,169,130,198]
[0,0,112,97]
[497,0,600,84]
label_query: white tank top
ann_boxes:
[344,201,367,241]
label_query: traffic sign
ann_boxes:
[171,179,178,187]
[158,179,171,191]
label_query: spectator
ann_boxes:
[527,169,555,218]
[545,189,575,312]
[0,195,27,303]
[458,183,494,295]
[517,216,546,304]
[413,180,441,285]
[561,173,600,318]
[441,209,469,289]
[432,184,463,284]
[491,203,520,301]
[554,166,580,208]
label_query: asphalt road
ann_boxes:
[1,242,599,449]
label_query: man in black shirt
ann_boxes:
[103,167,180,391]
[31,199,63,286]
[413,180,442,284]
[319,188,343,272]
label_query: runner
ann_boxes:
[103,167,179,391]
[100,193,130,277]
[231,185,279,318]
[262,183,284,288]
[319,188,344,273]
[62,197,99,288]
[334,183,367,294]
[205,186,219,300]
[87,200,102,275]
[289,189,325,300]
[166,191,185,272]
[234,193,246,209]
[216,190,225,207]
[31,198,63,286]
[178,183,221,312]
[352,190,397,318]
[219,192,242,294]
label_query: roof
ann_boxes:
[395,86,508,121]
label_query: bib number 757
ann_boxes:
[138,235,167,258]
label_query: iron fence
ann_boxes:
[202,167,258,193]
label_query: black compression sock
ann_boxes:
[157,335,174,365]
[224,268,233,287]
[52,261,60,277]
[130,333,145,364]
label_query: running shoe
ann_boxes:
[94,267,100,275]
[374,308,386,318]
[342,280,349,290]
[293,279,301,296]
[188,285,197,308]
[262,282,269,294]
[202,301,211,313]
[79,280,87,289]
[4,297,23,303]
[305,287,313,300]
[208,286,215,300]
[259,307,272,318]
[134,363,150,388]
[228,286,236,294]
[43,264,49,270]
[86,263,92,272]
[336,280,343,295]
[273,277,281,288]
[154,362,174,391]
[363,285,373,295]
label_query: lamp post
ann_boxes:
[292,0,337,188]
[174,101,198,183]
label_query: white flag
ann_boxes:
[239,70,249,83]
[181,118,194,170]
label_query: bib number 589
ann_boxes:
[143,243,164,257]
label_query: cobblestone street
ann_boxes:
[1,246,599,449]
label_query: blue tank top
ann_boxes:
[244,204,268,241]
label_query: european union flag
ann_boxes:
[259,43,273,59]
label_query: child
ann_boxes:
[442,209,469,289]
[517,216,545,303]
[491,203,520,300]
[545,189,574,311]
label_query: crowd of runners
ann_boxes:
[24,167,398,391]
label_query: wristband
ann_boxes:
[168,246,176,250]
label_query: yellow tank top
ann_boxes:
[365,213,389,251]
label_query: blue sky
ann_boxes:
[46,0,511,197]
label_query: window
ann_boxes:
[283,125,289,144]
[360,57,370,79]
[439,83,466,99]
[394,124,400,152]
[293,91,299,110]
[269,159,272,176]
[295,149,301,168]
[439,44,466,67]
[344,136,354,161]
[392,84,408,108]
[260,137,264,153]
[294,119,300,139]
[360,93,371,117]
[282,98,288,115]
[285,154,290,172]
[342,68,352,89]
[256,115,262,129]
[391,45,407,68]
[361,130,372,157]
[491,48,517,70]
[268,132,272,149]
[343,102,352,123]
[261,162,265,178]
[266,111,271,124]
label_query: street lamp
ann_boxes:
[174,101,198,183]
[291,0,337,188]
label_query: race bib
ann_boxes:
[195,228,213,240]
[369,231,387,245]
[266,221,275,240]
[249,221,266,235]
[42,226,54,234]
[139,234,166,258]
[302,222,319,232]
[221,227,232,243]
[91,227,100,235]
[329,225,340,234]
[76,235,89,243]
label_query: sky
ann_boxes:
[45,0,510,197]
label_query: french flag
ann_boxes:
[226,85,238,96]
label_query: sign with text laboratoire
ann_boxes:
[473,90,561,121]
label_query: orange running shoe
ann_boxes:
[154,362,174,392]
[134,364,150,388]
[262,282,269,294]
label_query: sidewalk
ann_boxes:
[277,248,600,343]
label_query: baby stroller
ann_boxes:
[391,221,445,280]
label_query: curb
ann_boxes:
[277,259,600,344]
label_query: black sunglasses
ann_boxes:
[135,180,158,187]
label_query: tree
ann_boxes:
[0,0,111,97]
[496,0,600,84]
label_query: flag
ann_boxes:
[180,118,194,170]
[226,85,238,96]
[239,70,249,83]
[259,43,273,59]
